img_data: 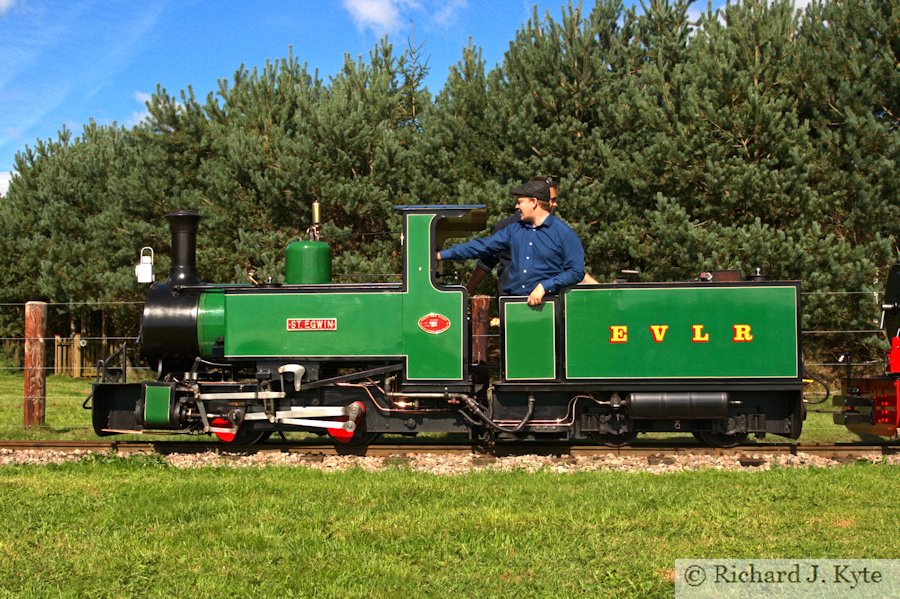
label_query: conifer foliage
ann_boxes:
[0,0,896,354]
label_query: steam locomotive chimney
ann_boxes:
[166,210,201,285]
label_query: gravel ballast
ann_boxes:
[1,448,897,474]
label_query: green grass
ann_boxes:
[0,372,208,442]
[0,372,95,439]
[0,459,896,597]
[0,372,876,443]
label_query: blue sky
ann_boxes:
[0,0,748,196]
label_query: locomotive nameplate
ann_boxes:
[564,284,800,380]
[287,318,337,331]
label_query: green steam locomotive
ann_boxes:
[91,205,806,447]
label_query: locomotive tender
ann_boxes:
[91,205,808,446]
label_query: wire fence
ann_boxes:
[0,288,886,308]
[0,290,892,383]
[0,301,145,307]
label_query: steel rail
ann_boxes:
[0,439,896,460]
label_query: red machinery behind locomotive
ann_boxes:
[834,264,900,437]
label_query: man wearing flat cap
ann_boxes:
[466,177,560,296]
[437,178,585,306]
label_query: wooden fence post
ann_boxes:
[73,333,82,378]
[24,301,47,427]
[54,334,62,376]
[471,295,490,365]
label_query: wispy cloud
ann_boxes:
[343,0,406,33]
[433,0,467,26]
[0,171,11,197]
[126,91,153,127]
[0,0,16,18]
[341,0,467,34]
[0,2,165,163]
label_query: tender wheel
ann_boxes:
[693,431,749,448]
[593,432,637,447]
[210,417,270,445]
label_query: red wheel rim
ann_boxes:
[328,402,366,444]
[211,417,236,443]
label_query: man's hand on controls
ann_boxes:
[527,283,546,306]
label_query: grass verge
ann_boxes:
[0,458,896,597]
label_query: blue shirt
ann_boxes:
[476,213,519,296]
[441,214,585,296]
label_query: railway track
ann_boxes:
[0,439,896,461]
